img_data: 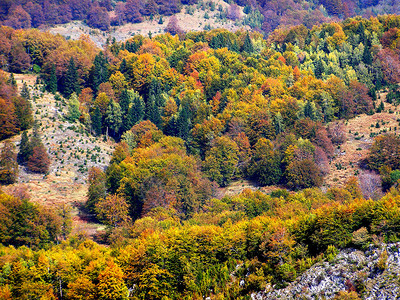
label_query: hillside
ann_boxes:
[2,74,114,235]
[258,243,400,299]
[49,0,247,47]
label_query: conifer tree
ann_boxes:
[92,106,102,136]
[25,122,50,174]
[105,100,122,138]
[124,91,144,132]
[243,32,254,53]
[20,82,30,100]
[63,58,80,98]
[17,130,32,164]
[47,64,57,93]
[176,103,190,139]
[90,52,109,92]
[8,73,17,87]
[0,141,18,184]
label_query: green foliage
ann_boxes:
[0,141,18,185]
[203,136,239,187]
[67,93,81,122]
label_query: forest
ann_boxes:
[1,0,400,34]
[2,11,400,299]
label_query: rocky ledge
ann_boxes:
[253,243,400,299]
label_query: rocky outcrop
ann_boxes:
[253,243,400,299]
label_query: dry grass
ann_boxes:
[1,74,114,236]
[324,91,400,189]
[47,0,248,47]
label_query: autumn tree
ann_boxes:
[125,0,143,23]
[27,143,50,174]
[0,141,18,184]
[87,167,107,214]
[203,136,239,187]
[165,15,182,35]
[0,98,18,141]
[249,138,282,186]
[95,194,131,228]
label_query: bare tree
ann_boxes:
[359,171,383,200]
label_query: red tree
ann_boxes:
[26,144,50,174]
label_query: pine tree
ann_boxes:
[176,103,190,139]
[92,106,102,136]
[304,101,316,120]
[105,100,122,138]
[20,82,30,100]
[243,32,254,53]
[90,52,109,92]
[119,58,128,73]
[8,73,17,87]
[119,89,131,116]
[123,91,144,132]
[18,130,32,164]
[0,141,18,185]
[67,93,80,122]
[63,58,80,98]
[273,112,285,135]
[47,64,57,93]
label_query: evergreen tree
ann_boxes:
[119,58,128,74]
[243,32,254,53]
[362,39,372,65]
[18,130,32,164]
[273,112,285,135]
[47,64,57,94]
[63,58,80,98]
[124,91,144,132]
[92,106,102,136]
[304,101,317,120]
[119,89,131,116]
[20,82,30,100]
[0,141,18,185]
[105,100,122,138]
[8,73,17,87]
[67,93,80,122]
[12,96,33,131]
[176,103,190,139]
[314,59,324,79]
[90,52,109,92]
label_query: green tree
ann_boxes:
[87,167,107,214]
[17,130,32,164]
[124,91,145,132]
[20,82,30,100]
[47,64,58,94]
[105,100,122,138]
[243,32,254,53]
[67,93,80,122]
[203,136,239,187]
[63,58,80,98]
[0,141,18,184]
[92,106,102,136]
[247,138,282,186]
[90,52,109,92]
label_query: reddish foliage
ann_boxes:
[26,144,50,174]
